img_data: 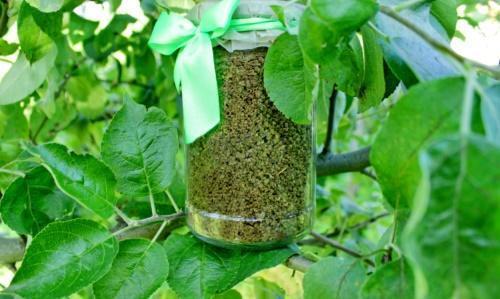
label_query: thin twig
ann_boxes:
[30,116,48,144]
[379,5,500,79]
[30,61,82,144]
[321,86,338,156]
[310,231,375,267]
[349,212,391,230]
[113,212,186,237]
[135,212,185,226]
[300,212,391,245]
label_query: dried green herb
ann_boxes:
[187,48,314,248]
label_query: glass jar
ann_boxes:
[186,47,315,249]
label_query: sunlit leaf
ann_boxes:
[264,33,316,124]
[303,256,365,299]
[101,98,178,198]
[94,239,169,299]
[371,77,464,210]
[0,166,74,235]
[404,135,500,299]
[7,219,118,299]
[28,143,118,219]
[164,234,294,299]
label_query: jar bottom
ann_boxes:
[186,204,313,250]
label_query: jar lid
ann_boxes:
[187,0,305,52]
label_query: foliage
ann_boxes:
[0,0,498,298]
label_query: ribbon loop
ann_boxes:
[148,0,289,144]
[148,13,197,55]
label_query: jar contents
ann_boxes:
[187,47,314,248]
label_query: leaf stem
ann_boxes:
[151,221,168,243]
[165,189,181,213]
[113,207,134,225]
[148,190,158,217]
[379,5,500,79]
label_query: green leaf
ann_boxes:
[0,39,18,56]
[264,33,315,124]
[480,83,500,146]
[18,1,61,63]
[359,26,385,112]
[431,0,457,39]
[360,258,414,299]
[298,7,338,64]
[163,234,295,299]
[382,60,401,98]
[320,40,364,97]
[0,166,74,235]
[69,12,99,44]
[36,68,62,118]
[303,256,365,299]
[26,0,62,12]
[371,77,464,210]
[310,0,378,33]
[0,2,8,37]
[83,14,135,60]
[375,1,458,82]
[25,0,83,13]
[29,97,77,144]
[380,45,418,88]
[28,143,118,219]
[93,239,169,299]
[247,277,285,299]
[66,68,108,119]
[7,219,118,299]
[300,0,378,66]
[0,103,28,140]
[213,289,242,299]
[0,48,57,106]
[101,98,178,198]
[403,135,500,299]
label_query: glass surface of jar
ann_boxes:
[186,47,315,249]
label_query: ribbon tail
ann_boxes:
[176,33,221,144]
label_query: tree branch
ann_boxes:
[0,214,314,272]
[379,5,500,79]
[321,86,338,156]
[316,147,371,176]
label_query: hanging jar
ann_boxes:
[150,0,314,249]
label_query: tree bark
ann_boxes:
[316,147,371,176]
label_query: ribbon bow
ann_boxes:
[148,0,285,143]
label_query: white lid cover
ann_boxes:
[188,0,305,52]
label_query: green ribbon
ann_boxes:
[148,0,285,144]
